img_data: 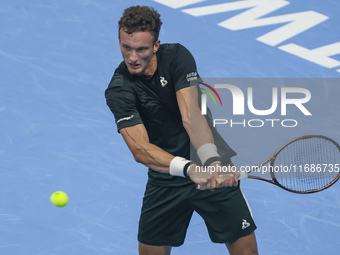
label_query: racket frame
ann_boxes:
[239,135,340,194]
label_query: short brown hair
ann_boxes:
[118,6,162,43]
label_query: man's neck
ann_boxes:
[140,53,158,80]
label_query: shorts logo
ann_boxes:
[242,219,251,230]
[117,115,134,124]
[160,76,168,87]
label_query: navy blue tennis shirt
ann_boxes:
[105,43,236,186]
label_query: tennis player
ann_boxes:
[105,6,258,255]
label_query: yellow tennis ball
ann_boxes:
[50,191,69,207]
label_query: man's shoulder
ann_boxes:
[115,61,129,78]
[157,43,195,72]
[107,62,133,90]
[159,43,188,55]
[159,43,180,50]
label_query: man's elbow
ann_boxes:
[182,116,191,131]
[132,149,145,164]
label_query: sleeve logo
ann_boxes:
[186,71,198,82]
[117,115,134,124]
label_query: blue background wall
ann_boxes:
[1,0,339,254]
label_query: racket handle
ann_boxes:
[239,171,248,179]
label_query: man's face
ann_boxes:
[119,29,160,76]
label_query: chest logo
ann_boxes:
[160,76,168,87]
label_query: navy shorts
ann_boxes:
[138,182,256,247]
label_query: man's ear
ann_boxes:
[153,40,161,53]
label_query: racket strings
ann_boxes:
[273,137,340,193]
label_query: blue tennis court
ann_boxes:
[1,0,339,254]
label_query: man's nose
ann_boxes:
[129,50,138,63]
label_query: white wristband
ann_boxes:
[196,143,220,166]
[169,156,191,177]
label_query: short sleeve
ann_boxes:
[172,44,202,92]
[105,72,143,132]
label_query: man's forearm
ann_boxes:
[134,141,174,172]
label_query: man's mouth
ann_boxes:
[129,63,140,69]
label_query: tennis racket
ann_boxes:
[238,135,340,194]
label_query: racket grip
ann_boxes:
[239,171,248,179]
[196,171,247,189]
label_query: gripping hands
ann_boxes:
[187,162,240,190]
